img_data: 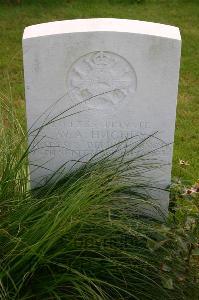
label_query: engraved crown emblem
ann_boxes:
[92,51,114,67]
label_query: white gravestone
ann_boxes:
[23,19,181,214]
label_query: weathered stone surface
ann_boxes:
[23,19,181,215]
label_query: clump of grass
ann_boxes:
[0,92,198,299]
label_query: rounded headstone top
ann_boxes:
[23,18,181,41]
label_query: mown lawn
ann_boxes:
[0,0,198,183]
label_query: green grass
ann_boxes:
[0,0,198,183]
[0,2,199,299]
[0,90,199,299]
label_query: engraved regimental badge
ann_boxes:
[67,51,137,112]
